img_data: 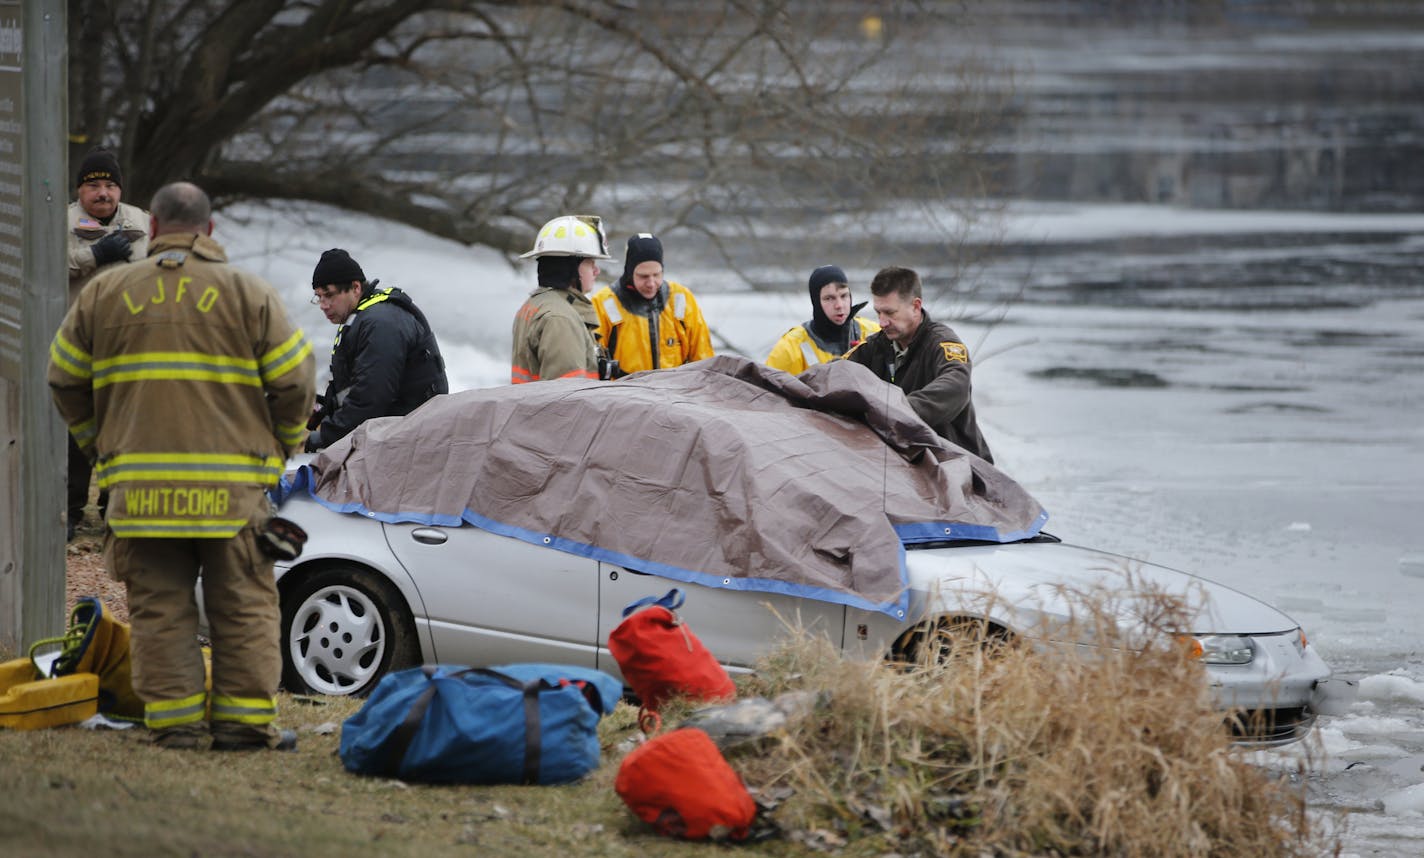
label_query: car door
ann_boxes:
[596,564,846,676]
[383,522,600,668]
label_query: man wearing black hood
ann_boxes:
[590,233,714,375]
[765,264,880,375]
[306,249,448,451]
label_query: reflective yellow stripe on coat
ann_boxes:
[108,517,250,539]
[68,417,97,454]
[49,330,93,380]
[260,330,314,384]
[95,452,285,489]
[92,351,262,389]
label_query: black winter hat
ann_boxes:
[619,233,663,287]
[312,248,366,288]
[76,148,122,188]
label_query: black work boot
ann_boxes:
[151,726,211,750]
[212,729,298,752]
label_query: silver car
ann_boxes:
[270,358,1348,746]
[272,488,1342,745]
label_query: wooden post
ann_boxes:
[0,0,67,654]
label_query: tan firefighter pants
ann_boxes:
[106,517,282,747]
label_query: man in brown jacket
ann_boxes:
[65,147,150,537]
[48,182,316,750]
[846,266,994,462]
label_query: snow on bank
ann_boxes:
[999,203,1424,243]
[218,202,525,391]
[1382,783,1424,817]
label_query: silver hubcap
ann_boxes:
[289,584,387,695]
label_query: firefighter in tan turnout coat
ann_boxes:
[48,182,316,750]
[511,214,615,383]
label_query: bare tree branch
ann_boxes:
[70,0,1010,282]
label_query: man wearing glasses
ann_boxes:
[305,249,448,452]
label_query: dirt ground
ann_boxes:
[65,522,129,624]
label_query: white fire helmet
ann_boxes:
[520,214,613,260]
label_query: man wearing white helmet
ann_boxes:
[511,215,615,383]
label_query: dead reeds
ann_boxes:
[735,581,1338,856]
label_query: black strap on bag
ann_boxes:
[381,666,553,784]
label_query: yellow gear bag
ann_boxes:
[29,596,145,721]
[0,658,98,730]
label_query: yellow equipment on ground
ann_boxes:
[1,596,142,730]
[0,659,98,730]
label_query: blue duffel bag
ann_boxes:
[339,663,623,784]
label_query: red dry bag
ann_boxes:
[614,727,757,840]
[607,589,736,714]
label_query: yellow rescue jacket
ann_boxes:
[591,280,714,375]
[765,317,880,375]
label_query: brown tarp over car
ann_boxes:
[299,356,1046,617]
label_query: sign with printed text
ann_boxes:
[0,0,21,380]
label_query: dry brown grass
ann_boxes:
[735,585,1341,857]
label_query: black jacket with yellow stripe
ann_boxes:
[307,284,448,450]
[47,232,317,538]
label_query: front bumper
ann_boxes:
[1205,631,1336,746]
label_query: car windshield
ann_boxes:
[906,532,1062,551]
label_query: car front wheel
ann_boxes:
[891,615,1016,665]
[280,566,419,696]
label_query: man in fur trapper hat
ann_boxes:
[589,232,714,376]
[765,264,880,375]
[64,147,150,539]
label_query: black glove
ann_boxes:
[257,517,308,561]
[91,231,132,267]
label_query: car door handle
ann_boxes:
[411,528,448,545]
[608,567,653,581]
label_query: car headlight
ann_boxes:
[1181,634,1254,665]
